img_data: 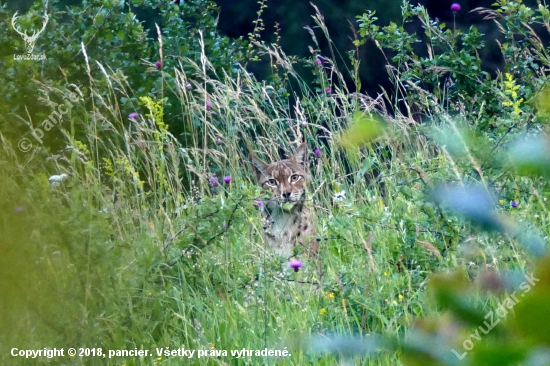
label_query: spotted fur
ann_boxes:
[250,143,318,258]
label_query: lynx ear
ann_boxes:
[250,154,269,181]
[292,143,308,168]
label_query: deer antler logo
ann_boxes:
[11,7,49,54]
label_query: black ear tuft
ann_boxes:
[292,143,308,167]
[250,154,269,181]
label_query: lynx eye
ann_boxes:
[266,178,278,186]
[290,174,301,183]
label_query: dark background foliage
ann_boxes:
[1,0,546,162]
[4,0,539,98]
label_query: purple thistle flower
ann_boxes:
[451,3,461,12]
[325,87,331,94]
[223,176,231,184]
[253,199,263,208]
[314,148,321,156]
[315,58,323,66]
[14,206,24,213]
[206,102,212,110]
[129,112,138,119]
[215,136,223,145]
[208,176,219,187]
[511,201,518,208]
[185,82,193,89]
[289,259,303,272]
[155,61,162,69]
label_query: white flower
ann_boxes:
[48,174,68,187]
[334,190,346,201]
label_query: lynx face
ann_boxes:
[249,143,317,259]
[250,143,308,210]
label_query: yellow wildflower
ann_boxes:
[319,308,327,315]
[502,73,523,115]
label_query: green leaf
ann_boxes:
[509,136,550,179]
[337,112,386,150]
[470,342,527,366]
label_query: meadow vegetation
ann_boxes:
[2,0,550,365]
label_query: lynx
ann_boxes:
[250,143,318,259]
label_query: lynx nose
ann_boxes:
[282,192,291,201]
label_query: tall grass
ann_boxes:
[1,6,542,366]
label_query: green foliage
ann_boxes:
[0,0,246,153]
[4,0,550,364]
[354,0,550,134]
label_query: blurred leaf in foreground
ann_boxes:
[306,334,384,358]
[513,255,550,344]
[508,135,550,179]
[428,270,486,326]
[431,123,470,159]
[431,184,547,256]
[431,184,504,232]
[508,228,547,257]
[402,329,449,366]
[337,112,386,150]
[535,85,550,114]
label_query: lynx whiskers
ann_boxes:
[250,143,318,259]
